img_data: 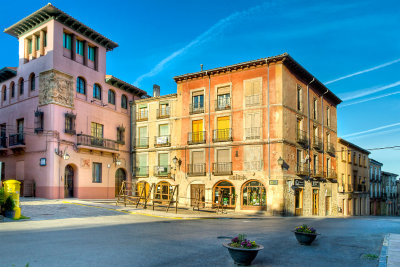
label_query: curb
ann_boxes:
[379,234,389,267]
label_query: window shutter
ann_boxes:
[159,153,168,166]
[192,151,204,164]
[217,149,230,163]
[159,124,169,136]
[217,86,230,95]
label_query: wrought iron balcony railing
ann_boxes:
[244,161,263,171]
[137,109,148,121]
[77,134,119,151]
[212,162,232,176]
[213,128,233,142]
[245,127,261,140]
[157,107,170,119]
[296,129,308,147]
[154,135,171,147]
[187,163,206,176]
[136,137,149,148]
[188,131,206,145]
[311,165,324,178]
[215,98,231,111]
[326,169,337,179]
[346,184,353,192]
[189,104,204,114]
[313,136,323,151]
[296,163,309,176]
[9,133,25,147]
[136,166,149,177]
[153,165,171,177]
[327,143,335,156]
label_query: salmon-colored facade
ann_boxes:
[0,4,147,199]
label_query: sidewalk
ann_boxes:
[379,233,400,267]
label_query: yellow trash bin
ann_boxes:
[3,180,21,219]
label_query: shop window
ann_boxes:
[65,113,76,135]
[213,180,235,208]
[136,181,150,197]
[155,181,173,200]
[92,162,102,183]
[242,180,266,208]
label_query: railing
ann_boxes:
[356,184,366,192]
[215,98,231,111]
[245,127,261,140]
[296,129,308,146]
[188,131,206,144]
[213,128,233,142]
[244,161,263,171]
[296,163,309,176]
[77,134,119,151]
[213,162,232,175]
[154,135,171,147]
[9,133,25,146]
[137,109,148,121]
[65,129,76,135]
[157,107,170,119]
[327,143,335,156]
[326,169,337,179]
[136,137,149,148]
[346,184,353,192]
[313,136,323,151]
[153,165,171,177]
[0,136,7,148]
[245,94,261,106]
[311,165,323,178]
[189,104,204,114]
[135,166,149,177]
[187,163,206,176]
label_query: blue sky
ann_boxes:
[1,0,400,174]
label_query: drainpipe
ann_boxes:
[265,59,270,179]
[321,88,329,181]
[130,101,136,181]
[207,71,211,180]
[307,78,315,180]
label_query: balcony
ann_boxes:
[296,129,308,147]
[154,135,171,147]
[296,163,309,176]
[213,162,232,176]
[346,184,353,192]
[0,136,7,149]
[189,104,204,114]
[136,137,149,148]
[157,107,170,119]
[245,127,261,140]
[215,98,231,111]
[187,163,206,176]
[326,169,337,179]
[136,166,149,177]
[327,143,335,156]
[188,131,206,145]
[245,94,261,107]
[312,136,323,152]
[137,110,148,122]
[154,165,171,177]
[355,184,366,192]
[9,133,25,147]
[311,166,324,178]
[77,134,119,151]
[244,161,263,171]
[213,128,233,142]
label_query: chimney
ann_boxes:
[200,64,203,71]
[153,84,160,97]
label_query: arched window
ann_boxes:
[76,77,86,94]
[213,180,236,208]
[29,73,36,91]
[2,86,6,101]
[108,89,115,105]
[10,82,15,98]
[155,181,173,200]
[136,181,150,197]
[242,180,266,209]
[121,94,128,109]
[18,78,24,96]
[93,83,101,100]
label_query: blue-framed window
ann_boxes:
[93,84,101,100]
[76,40,84,56]
[77,77,86,94]
[88,46,95,61]
[92,162,102,183]
[63,33,72,49]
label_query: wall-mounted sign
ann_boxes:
[229,174,247,181]
[269,180,278,185]
[40,158,46,166]
[294,179,305,187]
[312,180,320,187]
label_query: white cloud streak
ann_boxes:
[341,90,400,107]
[340,80,400,101]
[342,122,400,138]
[325,58,400,85]
[346,127,400,141]
[133,3,269,86]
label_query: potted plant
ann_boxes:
[293,224,319,245]
[4,195,16,218]
[223,234,264,266]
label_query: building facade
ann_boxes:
[369,159,383,215]
[132,54,342,216]
[0,4,147,199]
[336,138,370,216]
[381,171,398,216]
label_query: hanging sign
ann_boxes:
[294,179,305,187]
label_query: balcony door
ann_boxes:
[91,122,103,146]
[158,153,169,176]
[192,120,203,143]
[216,149,230,174]
[191,150,205,175]
[217,116,230,140]
[138,126,147,147]
[312,189,319,215]
[245,112,261,139]
[137,154,148,177]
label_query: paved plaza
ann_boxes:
[1,199,399,267]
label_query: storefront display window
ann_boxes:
[242,180,266,207]
[213,181,236,208]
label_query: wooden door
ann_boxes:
[295,188,303,216]
[191,184,205,207]
[192,120,203,142]
[64,165,74,198]
[312,189,319,215]
[115,168,126,196]
[217,116,230,140]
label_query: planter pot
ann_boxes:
[5,210,15,219]
[223,243,264,266]
[293,231,319,245]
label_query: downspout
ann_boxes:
[207,71,211,180]
[265,59,270,179]
[321,88,329,181]
[130,100,136,182]
[307,78,315,180]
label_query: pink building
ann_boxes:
[0,4,147,199]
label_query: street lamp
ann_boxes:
[278,156,284,167]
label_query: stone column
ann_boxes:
[39,30,45,56]
[24,38,29,63]
[32,35,37,59]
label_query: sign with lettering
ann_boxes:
[294,179,305,187]
[312,180,320,187]
[229,174,247,181]
[269,180,278,185]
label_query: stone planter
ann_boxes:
[223,243,264,266]
[293,231,319,245]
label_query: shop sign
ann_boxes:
[312,180,320,187]
[269,180,278,185]
[294,179,305,187]
[229,174,247,181]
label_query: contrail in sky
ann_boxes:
[325,58,400,84]
[341,90,400,107]
[340,80,400,101]
[133,3,270,86]
[342,122,400,138]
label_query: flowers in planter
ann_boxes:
[294,224,317,234]
[230,234,258,249]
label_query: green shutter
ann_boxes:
[159,153,168,166]
[159,124,169,136]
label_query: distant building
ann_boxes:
[381,171,398,216]
[336,138,370,216]
[369,159,383,215]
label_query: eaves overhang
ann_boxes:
[105,75,150,98]
[0,67,17,83]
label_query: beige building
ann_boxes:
[337,138,370,216]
